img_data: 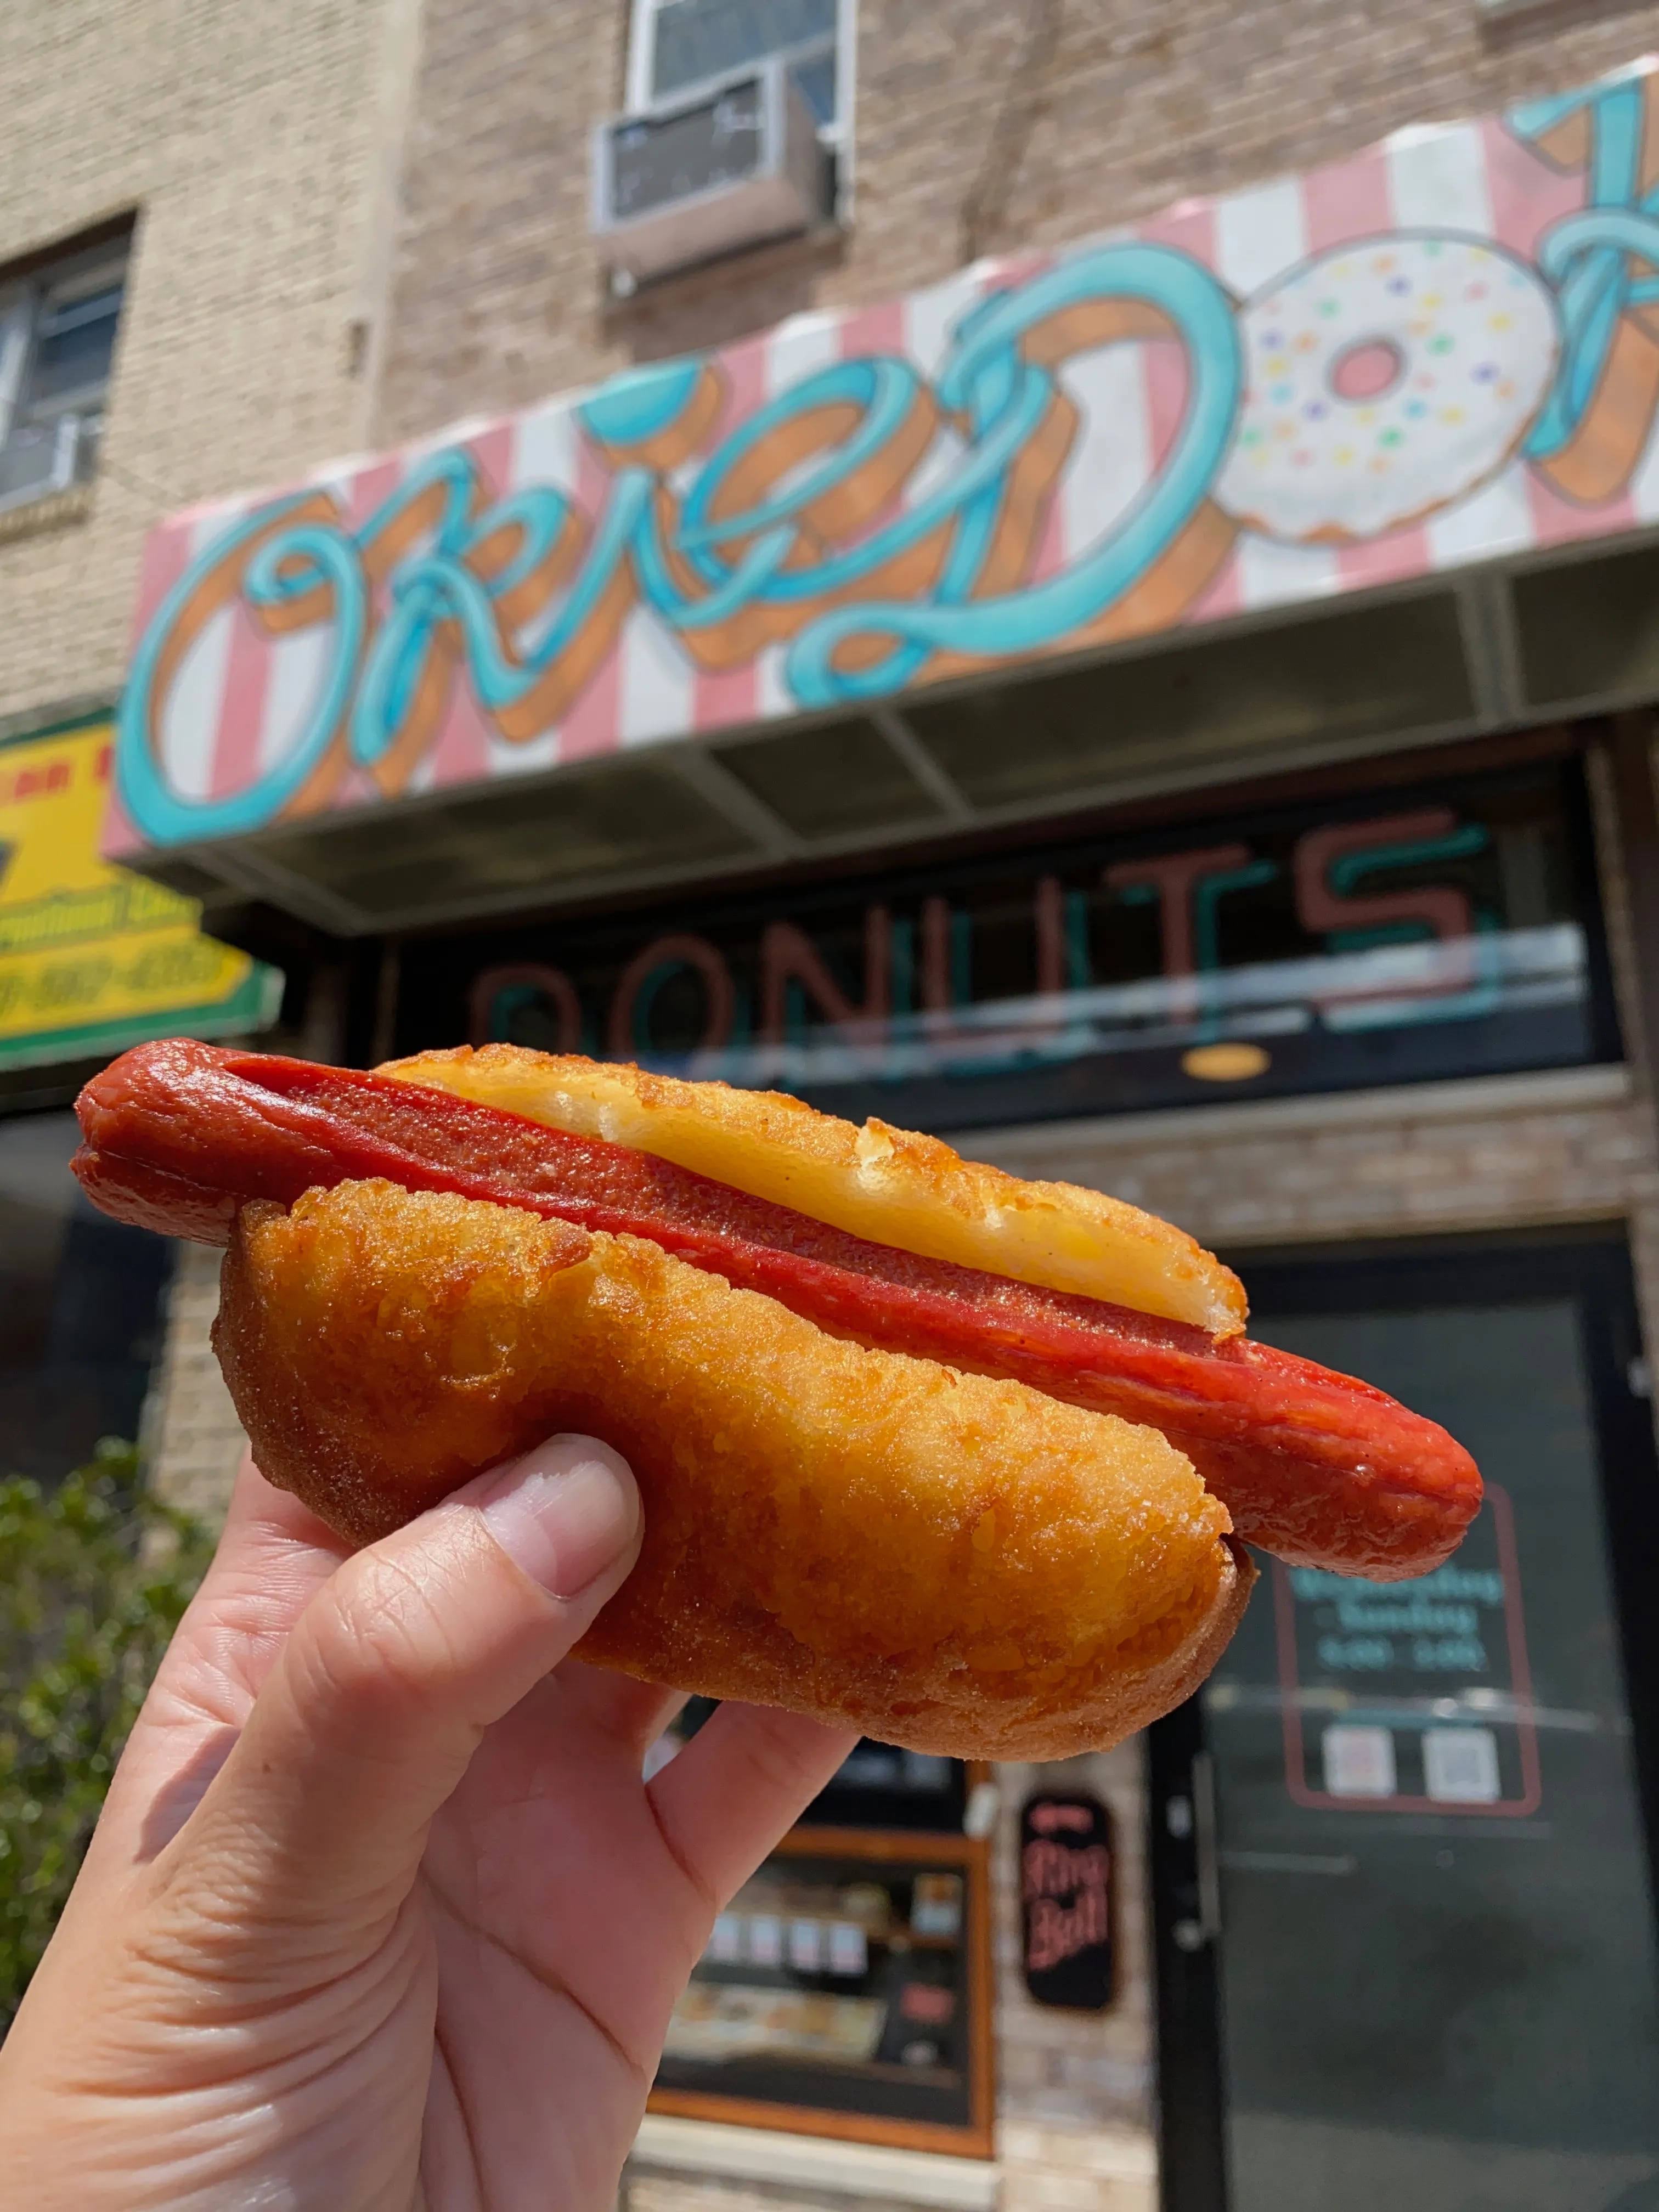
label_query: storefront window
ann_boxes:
[0,1110,171,1485]
[402,755,1618,1132]
[647,1712,994,2150]
[653,1831,991,2148]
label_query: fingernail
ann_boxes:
[477,1435,640,1598]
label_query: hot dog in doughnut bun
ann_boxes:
[71,1039,1481,1759]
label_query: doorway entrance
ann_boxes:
[1152,1232,1659,2212]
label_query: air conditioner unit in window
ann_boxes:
[592,58,830,286]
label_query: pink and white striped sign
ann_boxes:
[109,55,1659,856]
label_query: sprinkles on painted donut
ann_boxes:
[1213,234,1559,543]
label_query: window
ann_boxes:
[0,237,130,512]
[645,1706,993,2152]
[627,0,850,143]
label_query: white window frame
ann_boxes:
[0,291,32,442]
[0,241,128,515]
[625,0,857,167]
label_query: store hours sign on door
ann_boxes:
[1274,1486,1542,1817]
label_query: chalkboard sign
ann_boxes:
[1020,1795,1114,2011]
[603,76,764,222]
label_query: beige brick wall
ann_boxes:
[989,1749,1154,2137]
[0,0,413,730]
[973,1066,1658,1256]
[990,1748,1158,2212]
[141,1239,245,1523]
[379,0,1659,444]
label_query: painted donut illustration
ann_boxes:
[1214,234,1559,543]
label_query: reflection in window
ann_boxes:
[454,761,1617,1133]
[0,234,129,512]
[0,1112,171,1484]
[634,0,843,130]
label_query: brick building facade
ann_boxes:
[8,4,1659,2209]
[0,0,415,740]
[374,0,1659,443]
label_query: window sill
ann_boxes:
[963,1062,1634,1161]
[0,480,94,546]
[627,2115,999,2207]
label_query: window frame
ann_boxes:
[624,0,857,159]
[0,238,129,514]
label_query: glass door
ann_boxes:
[1152,1233,1659,2212]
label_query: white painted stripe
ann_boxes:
[766,308,842,386]
[1212,174,1342,606]
[1212,176,1307,302]
[1057,339,1151,564]
[620,611,698,746]
[1385,119,1491,232]
[1425,466,1535,563]
[493,398,579,771]
[773,303,850,723]
[248,460,366,780]
[631,315,844,744]
[904,264,991,383]
[258,627,334,774]
[755,642,793,720]
[1228,534,1343,612]
[901,274,984,528]
[1627,375,1659,520]
[1386,125,1541,568]
[157,505,246,802]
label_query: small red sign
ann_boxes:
[1020,1795,1114,2010]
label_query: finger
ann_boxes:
[551,1661,690,1757]
[153,1434,641,1953]
[150,1453,352,1716]
[91,1454,354,1866]
[648,1700,856,1905]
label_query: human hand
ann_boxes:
[0,1437,856,2210]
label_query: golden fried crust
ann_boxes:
[379,1044,1248,1338]
[215,1180,1254,1759]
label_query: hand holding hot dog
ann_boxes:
[0,1440,854,2212]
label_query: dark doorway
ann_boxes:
[1152,1231,1659,2212]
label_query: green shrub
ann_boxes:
[0,1440,215,2031]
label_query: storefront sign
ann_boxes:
[108,57,1659,857]
[1020,1796,1113,2010]
[0,724,280,1070]
[400,758,1614,1127]
[1274,1485,1542,1817]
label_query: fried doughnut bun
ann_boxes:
[215,1178,1254,1760]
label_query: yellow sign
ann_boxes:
[0,723,280,1068]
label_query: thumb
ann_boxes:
[155,1434,641,1945]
